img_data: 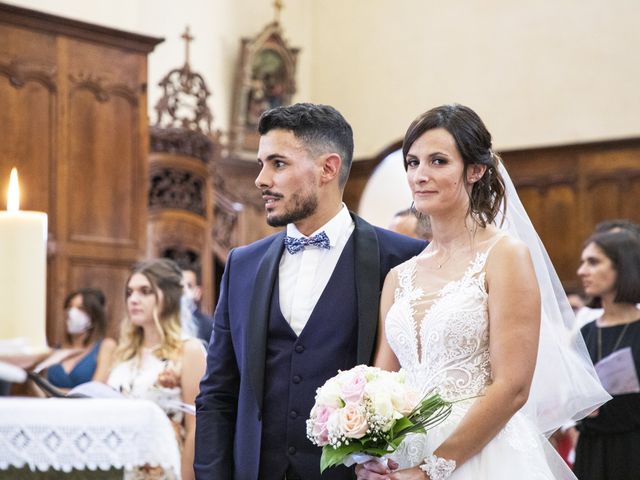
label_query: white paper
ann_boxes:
[161,399,196,416]
[67,382,196,415]
[594,347,640,395]
[67,381,125,399]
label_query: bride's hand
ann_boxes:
[387,467,431,479]
[355,459,400,479]
[355,463,428,480]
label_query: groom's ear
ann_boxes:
[466,164,487,184]
[319,153,341,186]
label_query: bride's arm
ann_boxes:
[372,269,401,372]
[428,236,541,471]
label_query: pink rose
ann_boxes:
[339,404,368,439]
[312,405,334,445]
[341,374,366,404]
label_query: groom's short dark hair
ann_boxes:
[258,103,354,189]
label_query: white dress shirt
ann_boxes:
[279,205,355,336]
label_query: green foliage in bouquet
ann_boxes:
[320,393,452,473]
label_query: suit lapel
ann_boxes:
[246,231,285,415]
[352,214,381,365]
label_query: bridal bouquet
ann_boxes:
[306,364,452,473]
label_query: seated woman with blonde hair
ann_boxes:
[106,258,206,480]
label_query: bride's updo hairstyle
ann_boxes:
[402,104,506,227]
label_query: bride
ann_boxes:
[356,104,609,480]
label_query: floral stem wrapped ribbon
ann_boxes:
[306,365,452,473]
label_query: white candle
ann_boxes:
[0,168,48,354]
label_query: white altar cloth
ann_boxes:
[0,398,180,476]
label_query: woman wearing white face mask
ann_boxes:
[43,288,117,390]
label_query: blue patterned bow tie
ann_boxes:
[284,231,331,254]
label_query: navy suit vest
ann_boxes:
[259,237,358,480]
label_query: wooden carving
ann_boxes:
[154,68,212,133]
[149,126,214,163]
[153,27,212,134]
[147,26,220,312]
[212,192,242,253]
[149,167,206,217]
[0,56,56,91]
[69,72,139,104]
[229,21,299,157]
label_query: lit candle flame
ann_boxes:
[7,167,20,212]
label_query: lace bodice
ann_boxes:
[386,245,497,402]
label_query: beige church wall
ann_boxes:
[309,0,640,158]
[3,0,314,133]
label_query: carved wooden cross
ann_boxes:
[181,26,194,66]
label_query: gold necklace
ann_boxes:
[597,322,630,362]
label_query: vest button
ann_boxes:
[288,446,296,455]
[292,375,301,384]
[289,410,298,419]
[294,345,304,353]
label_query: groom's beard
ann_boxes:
[265,190,319,227]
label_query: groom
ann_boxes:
[194,103,425,479]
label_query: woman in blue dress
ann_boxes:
[45,288,116,390]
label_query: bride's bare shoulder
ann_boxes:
[485,232,533,273]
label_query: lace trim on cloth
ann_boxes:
[0,398,180,476]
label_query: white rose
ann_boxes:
[372,391,394,421]
[393,387,420,416]
[316,378,344,409]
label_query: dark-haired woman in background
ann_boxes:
[45,288,116,389]
[574,230,640,480]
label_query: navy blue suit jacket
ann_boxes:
[194,214,425,479]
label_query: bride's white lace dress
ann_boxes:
[385,235,575,479]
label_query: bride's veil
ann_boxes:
[495,161,610,437]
